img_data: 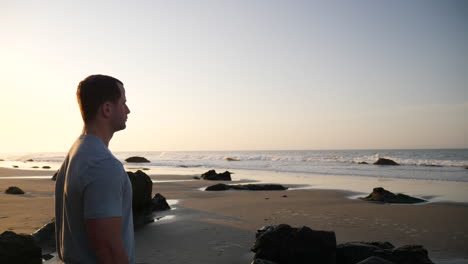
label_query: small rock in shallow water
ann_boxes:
[42,166,51,169]
[360,187,426,204]
[205,183,288,191]
[5,186,25,195]
[374,158,399,166]
[201,170,232,181]
[125,156,150,163]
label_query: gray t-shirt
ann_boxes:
[55,134,134,263]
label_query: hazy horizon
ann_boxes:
[1,0,467,152]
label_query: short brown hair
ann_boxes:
[76,74,123,123]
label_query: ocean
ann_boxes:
[1,149,468,203]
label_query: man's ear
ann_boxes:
[100,102,112,119]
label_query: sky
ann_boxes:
[0,0,467,152]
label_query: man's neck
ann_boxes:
[82,124,114,147]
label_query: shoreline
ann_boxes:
[1,167,468,263]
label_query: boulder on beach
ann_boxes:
[151,193,171,211]
[51,171,58,181]
[337,242,395,264]
[125,156,150,163]
[25,159,34,162]
[12,165,18,168]
[31,219,56,257]
[226,157,240,161]
[201,170,232,181]
[5,186,25,195]
[374,158,399,166]
[357,256,395,264]
[337,242,434,264]
[42,166,51,169]
[31,166,39,169]
[206,183,288,191]
[358,161,369,164]
[360,187,426,204]
[0,159,4,161]
[465,166,468,170]
[127,170,153,227]
[251,224,336,264]
[0,231,42,264]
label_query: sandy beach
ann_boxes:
[1,167,467,263]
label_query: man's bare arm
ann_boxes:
[86,217,129,264]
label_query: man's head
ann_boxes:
[77,74,130,132]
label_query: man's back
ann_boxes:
[55,134,134,263]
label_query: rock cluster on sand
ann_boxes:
[337,242,434,264]
[373,158,399,166]
[201,170,232,181]
[251,224,435,264]
[360,187,426,204]
[51,171,58,181]
[251,224,337,264]
[4,186,25,195]
[0,231,42,264]
[226,157,240,161]
[205,183,288,191]
[127,170,157,227]
[31,219,56,259]
[125,156,150,163]
[151,193,171,211]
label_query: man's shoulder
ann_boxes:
[71,135,114,164]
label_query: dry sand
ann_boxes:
[1,167,467,263]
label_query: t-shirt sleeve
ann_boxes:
[83,159,124,219]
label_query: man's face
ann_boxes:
[110,83,130,132]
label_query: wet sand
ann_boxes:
[1,167,467,263]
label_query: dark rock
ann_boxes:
[374,158,399,166]
[251,259,278,264]
[31,219,56,256]
[193,176,200,180]
[337,242,434,264]
[465,166,468,169]
[421,164,442,167]
[12,165,18,168]
[357,256,395,264]
[25,159,34,162]
[142,168,150,171]
[205,183,231,191]
[0,159,4,161]
[31,166,39,169]
[0,231,42,264]
[226,157,240,161]
[205,183,288,191]
[5,186,25,195]
[251,224,336,264]
[151,193,171,211]
[127,170,153,227]
[374,245,434,264]
[337,242,395,264]
[51,170,59,181]
[201,170,232,181]
[282,195,288,198]
[358,161,369,164]
[125,156,150,163]
[42,166,51,169]
[360,187,426,204]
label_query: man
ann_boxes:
[55,74,134,263]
